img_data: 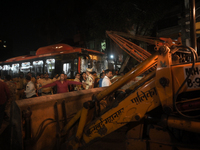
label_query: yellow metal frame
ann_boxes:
[65,52,159,149]
[64,46,200,149]
[168,116,200,133]
[62,109,82,134]
[155,47,173,112]
[82,78,160,144]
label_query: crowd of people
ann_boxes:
[0,68,118,129]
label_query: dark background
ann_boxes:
[0,0,182,61]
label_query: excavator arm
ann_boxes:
[106,31,183,72]
[63,50,159,149]
[106,31,152,63]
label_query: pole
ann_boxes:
[190,0,197,51]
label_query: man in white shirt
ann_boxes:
[24,75,37,98]
[102,69,113,87]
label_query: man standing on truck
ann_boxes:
[39,73,82,93]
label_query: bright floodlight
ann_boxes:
[110,55,114,59]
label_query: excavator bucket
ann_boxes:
[10,88,105,150]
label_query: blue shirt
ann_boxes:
[99,78,103,87]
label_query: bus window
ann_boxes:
[3,65,10,70]
[63,63,71,78]
[3,65,10,76]
[89,54,97,60]
[45,59,55,78]
[21,62,31,73]
[32,60,43,77]
[11,63,19,77]
[81,57,88,73]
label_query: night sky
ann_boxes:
[0,1,78,59]
[1,1,45,54]
[0,0,183,61]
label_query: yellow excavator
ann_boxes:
[8,31,200,150]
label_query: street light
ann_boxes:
[110,55,114,59]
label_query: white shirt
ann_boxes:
[24,81,36,98]
[102,76,112,87]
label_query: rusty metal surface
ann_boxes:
[11,87,105,150]
[82,126,127,150]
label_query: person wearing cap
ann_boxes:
[85,68,94,89]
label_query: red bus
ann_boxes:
[0,43,106,79]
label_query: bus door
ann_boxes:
[63,62,72,78]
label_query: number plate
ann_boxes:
[184,65,200,89]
